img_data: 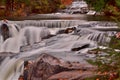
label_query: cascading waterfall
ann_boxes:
[74,27,114,44]
[14,20,117,28]
[0,23,50,53]
[19,27,50,45]
[0,23,20,52]
[0,20,117,80]
[0,57,24,80]
[15,20,87,28]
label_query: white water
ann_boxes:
[0,20,117,80]
[0,23,50,53]
[0,57,24,80]
[0,23,19,53]
[15,20,87,28]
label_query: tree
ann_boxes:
[31,0,61,13]
[3,0,31,16]
[85,0,120,16]
[0,0,62,17]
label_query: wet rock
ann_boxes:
[27,53,96,80]
[18,75,24,80]
[88,50,101,54]
[27,53,72,80]
[64,27,76,34]
[57,27,76,34]
[71,44,89,51]
[48,71,96,80]
[56,29,66,34]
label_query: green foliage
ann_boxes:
[85,75,109,80]
[0,0,62,16]
[87,36,120,79]
[59,4,66,9]
[85,0,109,11]
[31,0,61,13]
[116,0,120,7]
[87,49,120,79]
[85,0,120,17]
[16,0,31,6]
[0,0,6,5]
[109,36,120,49]
[93,0,105,11]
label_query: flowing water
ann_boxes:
[0,15,118,80]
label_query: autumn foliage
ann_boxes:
[0,0,73,17]
[61,0,73,5]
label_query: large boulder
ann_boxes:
[27,53,96,80]
[27,53,72,80]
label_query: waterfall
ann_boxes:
[0,21,116,53]
[0,57,24,80]
[0,23,20,52]
[0,23,50,53]
[0,23,19,40]
[15,20,87,28]
[0,20,117,80]
[74,27,114,45]
[19,27,50,45]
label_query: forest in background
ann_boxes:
[0,0,73,17]
[85,0,120,20]
[0,0,120,20]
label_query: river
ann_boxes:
[0,13,118,80]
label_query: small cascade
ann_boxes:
[74,27,115,44]
[0,23,21,53]
[19,27,50,45]
[0,25,50,53]
[0,23,20,41]
[0,57,24,80]
[8,24,20,37]
[15,20,87,28]
[87,32,111,44]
